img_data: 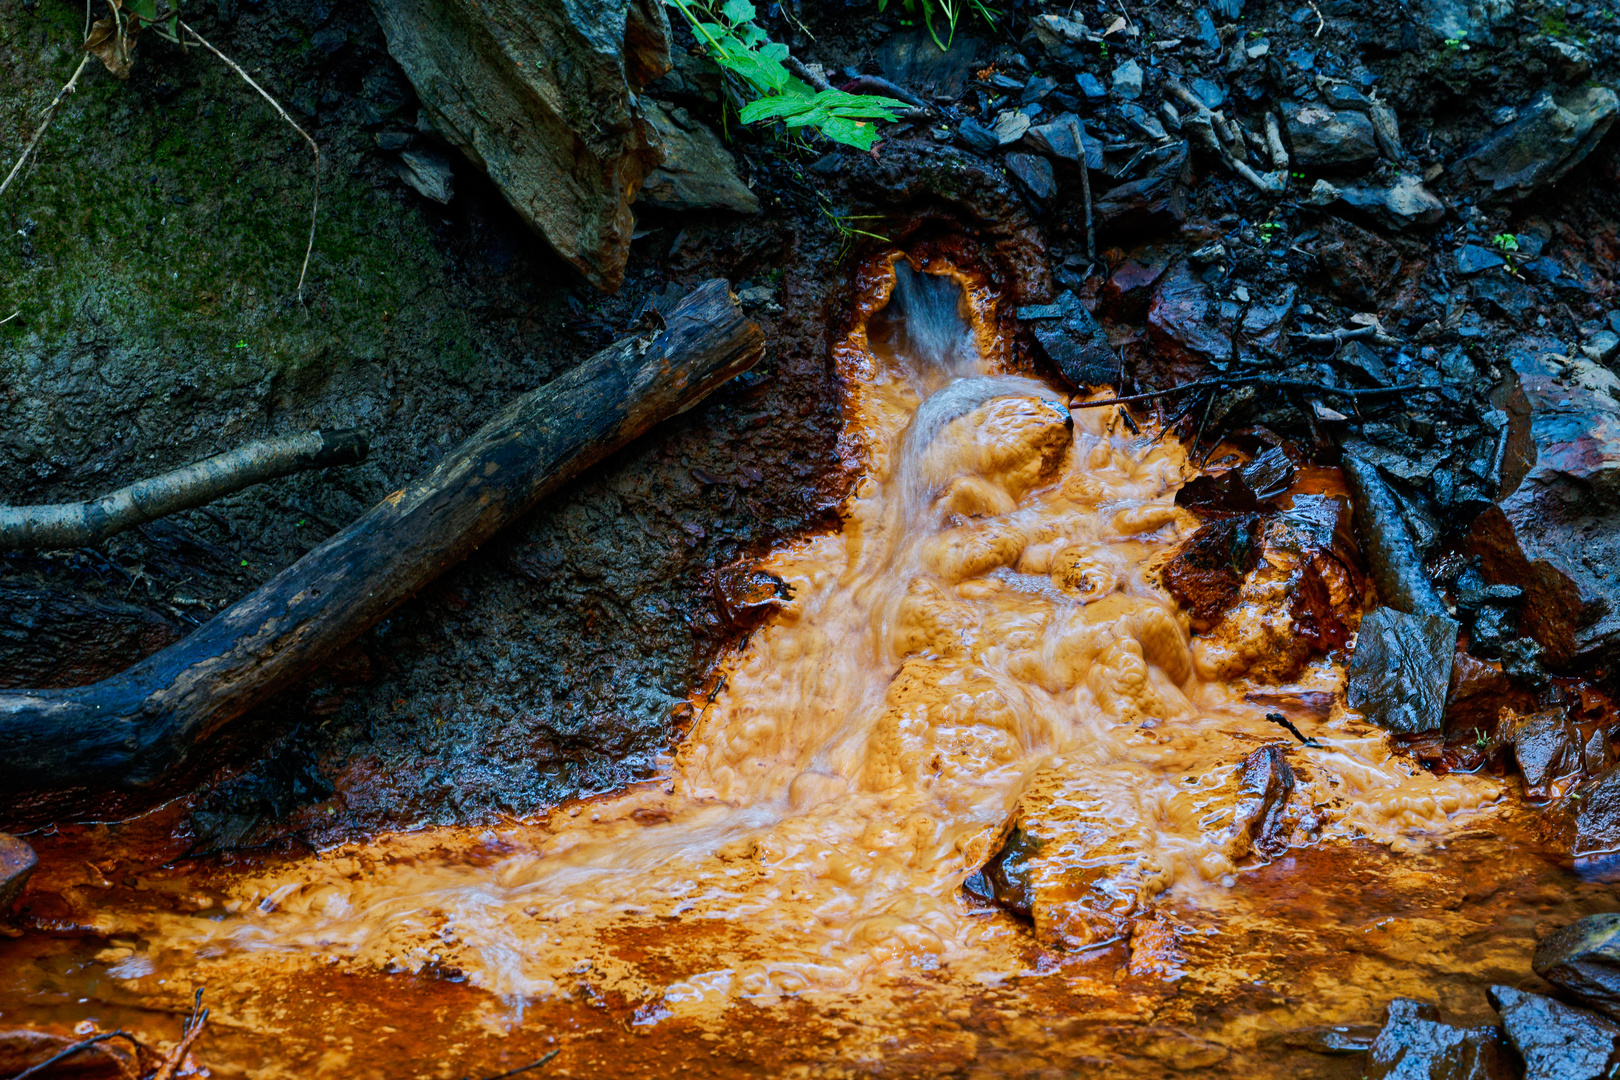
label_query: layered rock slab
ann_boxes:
[373,0,670,290]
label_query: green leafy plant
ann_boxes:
[666,0,905,151]
[1258,220,1284,244]
[1492,232,1522,275]
[1442,30,1470,51]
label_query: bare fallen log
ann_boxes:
[0,280,762,795]
[0,429,369,549]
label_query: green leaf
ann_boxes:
[736,22,768,46]
[721,0,756,24]
[738,91,815,124]
[127,0,157,21]
[817,114,882,150]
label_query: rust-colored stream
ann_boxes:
[1,254,1611,1078]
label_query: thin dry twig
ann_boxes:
[12,1030,141,1080]
[0,310,19,326]
[178,20,320,301]
[0,54,93,202]
[149,988,209,1080]
[469,1049,562,1080]
[1307,0,1325,36]
[1071,375,1440,410]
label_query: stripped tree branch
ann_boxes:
[1072,376,1442,410]
[178,20,321,301]
[0,429,369,549]
[0,55,93,201]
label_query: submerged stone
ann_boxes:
[1534,914,1620,1022]
[1488,984,1620,1080]
[1365,998,1515,1080]
[0,834,35,913]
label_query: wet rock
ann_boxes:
[374,0,670,291]
[956,116,999,154]
[1488,984,1620,1080]
[1193,8,1222,53]
[1281,1024,1381,1055]
[1409,0,1516,47]
[1176,447,1297,512]
[1075,71,1107,102]
[1337,173,1445,229]
[1162,515,1263,633]
[1032,13,1087,51]
[1512,710,1583,799]
[1005,152,1056,202]
[1025,114,1102,169]
[1021,291,1115,387]
[1468,352,1620,668]
[0,834,35,912]
[1094,141,1192,235]
[1316,218,1403,303]
[393,148,455,203]
[1225,745,1295,860]
[1099,247,1172,320]
[1113,59,1144,100]
[1443,650,1516,737]
[1284,105,1379,170]
[1118,103,1168,142]
[1451,86,1620,202]
[1365,997,1516,1080]
[1147,258,1294,360]
[639,101,759,214]
[1454,243,1506,275]
[962,825,1038,919]
[1347,608,1459,734]
[1572,764,1620,876]
[0,1028,142,1079]
[1535,914,1620,1021]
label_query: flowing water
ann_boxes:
[0,254,1605,1078]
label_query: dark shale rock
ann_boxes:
[1454,243,1506,275]
[393,147,456,204]
[1020,291,1115,387]
[1572,764,1620,877]
[1025,113,1103,168]
[1347,607,1459,734]
[1534,914,1620,1022]
[1365,998,1516,1080]
[1162,516,1264,633]
[1512,710,1584,799]
[1005,151,1057,202]
[1408,0,1517,47]
[1284,104,1380,170]
[1336,173,1446,229]
[0,834,35,912]
[373,0,671,291]
[1468,352,1620,668]
[1315,218,1403,303]
[639,101,760,215]
[1147,258,1294,360]
[1488,984,1620,1080]
[1451,86,1620,203]
[1094,141,1192,235]
[962,825,1038,919]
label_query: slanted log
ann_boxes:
[0,280,762,795]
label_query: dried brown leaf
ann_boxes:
[84,14,139,80]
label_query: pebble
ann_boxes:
[993,110,1032,145]
[1454,243,1506,274]
[1113,59,1144,100]
[1075,71,1107,101]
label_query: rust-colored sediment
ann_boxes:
[0,253,1591,1078]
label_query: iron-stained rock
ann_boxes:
[1534,914,1620,1022]
[1225,745,1295,860]
[373,0,670,291]
[1347,607,1459,734]
[639,101,760,215]
[0,833,35,912]
[1512,710,1583,799]
[1572,764,1620,877]
[1451,86,1619,202]
[1488,984,1620,1080]
[1468,351,1620,668]
[1365,998,1515,1080]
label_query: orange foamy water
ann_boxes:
[126,254,1501,1011]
